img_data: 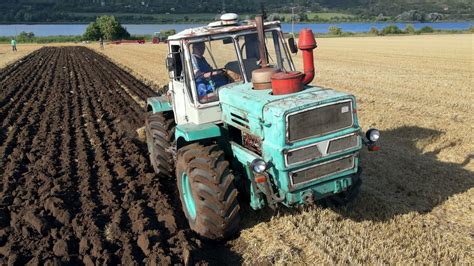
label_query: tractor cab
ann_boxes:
[163,15,294,124]
[145,14,380,240]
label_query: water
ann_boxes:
[0,22,472,37]
[283,21,473,34]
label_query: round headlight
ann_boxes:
[251,159,267,173]
[366,129,380,142]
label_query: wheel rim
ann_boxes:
[181,173,197,220]
[145,126,154,156]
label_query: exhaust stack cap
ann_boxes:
[298,29,317,50]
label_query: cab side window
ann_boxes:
[170,45,183,81]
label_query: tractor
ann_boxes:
[145,13,380,240]
[152,30,176,44]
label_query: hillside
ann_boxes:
[0,0,472,23]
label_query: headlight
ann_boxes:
[366,129,380,142]
[251,159,267,173]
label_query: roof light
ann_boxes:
[221,13,239,25]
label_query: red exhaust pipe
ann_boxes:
[298,29,317,85]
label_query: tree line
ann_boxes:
[0,0,471,23]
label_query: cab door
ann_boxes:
[167,41,191,124]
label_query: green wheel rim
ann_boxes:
[181,173,196,220]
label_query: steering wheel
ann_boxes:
[195,68,226,81]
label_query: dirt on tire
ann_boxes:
[0,47,205,265]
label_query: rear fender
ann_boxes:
[146,96,172,113]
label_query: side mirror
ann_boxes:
[288,37,298,54]
[166,54,175,72]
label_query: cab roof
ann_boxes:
[167,20,281,41]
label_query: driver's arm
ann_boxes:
[192,54,222,79]
[202,71,222,78]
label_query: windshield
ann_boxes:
[236,30,292,79]
[187,29,292,105]
[188,38,243,104]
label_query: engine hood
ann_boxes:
[219,82,354,121]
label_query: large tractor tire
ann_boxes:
[145,112,176,177]
[176,143,241,240]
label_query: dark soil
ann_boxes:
[0,47,210,265]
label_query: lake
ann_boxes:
[0,22,472,37]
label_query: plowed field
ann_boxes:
[0,47,198,264]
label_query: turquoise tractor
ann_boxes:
[145,14,380,240]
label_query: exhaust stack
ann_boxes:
[298,29,317,85]
[271,29,317,95]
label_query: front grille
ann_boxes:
[286,145,322,165]
[327,134,359,154]
[290,156,355,187]
[287,101,353,143]
[285,133,359,166]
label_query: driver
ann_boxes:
[191,42,213,78]
[191,42,228,101]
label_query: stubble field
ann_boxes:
[0,44,42,69]
[0,34,473,264]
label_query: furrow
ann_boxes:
[0,48,59,199]
[0,48,56,115]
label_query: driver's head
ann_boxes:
[192,42,206,57]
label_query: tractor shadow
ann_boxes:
[239,126,473,226]
[337,125,473,222]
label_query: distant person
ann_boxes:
[11,39,17,52]
[99,37,104,49]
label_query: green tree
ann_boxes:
[96,15,130,40]
[17,31,35,42]
[404,24,416,34]
[369,27,379,35]
[83,22,102,41]
[83,15,130,41]
[329,26,342,35]
[418,26,434,33]
[381,25,403,35]
[298,12,308,22]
